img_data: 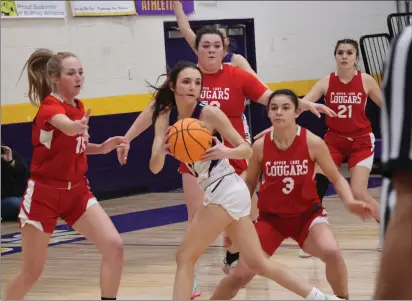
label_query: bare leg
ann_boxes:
[221,216,327,299]
[211,254,258,300]
[72,203,124,299]
[173,204,233,300]
[349,166,380,222]
[182,173,204,222]
[374,173,412,299]
[303,223,348,299]
[4,224,51,300]
[225,170,259,254]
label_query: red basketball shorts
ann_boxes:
[255,205,328,256]
[18,177,98,234]
[324,131,375,170]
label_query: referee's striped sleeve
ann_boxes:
[380,25,412,177]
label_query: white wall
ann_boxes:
[1,1,395,105]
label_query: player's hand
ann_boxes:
[101,136,129,155]
[1,146,13,162]
[172,0,183,9]
[117,139,130,165]
[253,126,273,140]
[200,137,230,161]
[346,200,373,220]
[299,99,337,118]
[162,126,173,157]
[73,109,91,139]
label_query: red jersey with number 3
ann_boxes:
[324,71,371,137]
[258,126,320,215]
[30,94,88,182]
[199,64,267,139]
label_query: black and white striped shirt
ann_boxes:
[380,24,412,178]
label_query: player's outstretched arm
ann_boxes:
[309,132,373,219]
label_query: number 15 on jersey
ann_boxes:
[76,136,87,154]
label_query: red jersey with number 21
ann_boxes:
[324,71,371,137]
[258,126,320,215]
[30,94,88,182]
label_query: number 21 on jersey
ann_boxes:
[337,104,352,118]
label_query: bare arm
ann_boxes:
[362,73,382,108]
[300,76,328,103]
[202,106,252,160]
[256,76,328,107]
[124,100,155,142]
[49,114,88,137]
[244,139,264,196]
[87,136,129,155]
[85,143,104,155]
[173,0,197,53]
[149,112,170,174]
[309,134,354,205]
[232,54,268,88]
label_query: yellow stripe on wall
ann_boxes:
[1,79,319,125]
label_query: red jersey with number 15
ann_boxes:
[30,94,88,182]
[258,126,320,215]
[324,71,371,137]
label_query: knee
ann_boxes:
[22,263,45,284]
[103,236,124,260]
[243,256,268,277]
[175,247,198,267]
[232,271,255,288]
[319,246,343,264]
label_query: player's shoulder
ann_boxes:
[360,72,376,84]
[224,63,246,76]
[321,73,332,84]
[37,94,66,117]
[252,134,266,152]
[42,94,63,106]
[304,128,324,149]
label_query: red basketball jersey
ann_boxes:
[258,126,320,215]
[199,64,267,140]
[30,94,88,182]
[324,71,371,137]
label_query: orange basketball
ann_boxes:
[168,118,212,163]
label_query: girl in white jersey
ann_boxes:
[148,60,342,300]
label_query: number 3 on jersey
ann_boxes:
[282,177,294,194]
[76,136,87,154]
[337,104,352,118]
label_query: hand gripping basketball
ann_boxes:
[167,118,212,163]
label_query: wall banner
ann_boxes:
[70,1,137,16]
[1,1,66,18]
[135,0,194,15]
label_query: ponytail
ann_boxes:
[147,75,176,125]
[19,48,53,106]
[19,48,78,106]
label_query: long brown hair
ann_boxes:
[19,48,77,106]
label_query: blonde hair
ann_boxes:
[19,48,78,106]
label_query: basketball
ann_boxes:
[167,118,213,163]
